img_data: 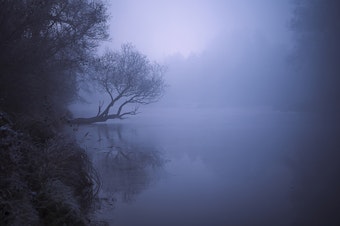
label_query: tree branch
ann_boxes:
[96,100,104,116]
[99,85,130,117]
[118,106,139,119]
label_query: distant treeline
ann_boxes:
[289,0,340,113]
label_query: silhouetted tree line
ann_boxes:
[290,0,340,113]
[0,0,108,119]
[0,0,109,224]
[0,0,166,224]
[290,1,340,225]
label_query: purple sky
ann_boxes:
[105,0,293,60]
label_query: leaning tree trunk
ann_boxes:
[70,96,139,124]
[69,114,120,124]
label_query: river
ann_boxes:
[70,107,339,226]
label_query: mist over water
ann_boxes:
[68,106,339,225]
[68,0,340,225]
[1,0,339,225]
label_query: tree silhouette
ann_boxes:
[0,0,108,117]
[72,44,166,124]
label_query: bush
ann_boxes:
[0,113,99,225]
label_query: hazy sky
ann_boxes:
[106,0,293,60]
[78,0,297,110]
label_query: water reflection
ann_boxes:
[74,123,166,217]
[69,110,340,225]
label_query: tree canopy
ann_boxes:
[73,44,166,124]
[0,0,109,224]
[290,0,340,112]
[0,0,108,117]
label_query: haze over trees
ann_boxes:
[0,0,110,224]
[290,0,340,113]
[72,44,166,124]
[0,0,166,223]
[288,1,340,225]
[0,0,108,120]
[1,0,339,225]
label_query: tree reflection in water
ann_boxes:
[75,124,167,211]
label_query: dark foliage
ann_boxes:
[0,0,108,117]
[290,0,340,112]
[0,115,99,225]
[289,1,340,224]
[0,0,109,224]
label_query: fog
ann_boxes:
[3,0,339,225]
[160,36,290,109]
[107,0,292,58]
[100,0,294,110]
[70,0,340,225]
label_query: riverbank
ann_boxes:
[0,112,99,225]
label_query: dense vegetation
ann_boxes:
[0,0,108,224]
[0,118,99,225]
[290,0,340,113]
[289,1,340,225]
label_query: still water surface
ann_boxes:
[71,108,333,225]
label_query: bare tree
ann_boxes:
[72,44,166,124]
